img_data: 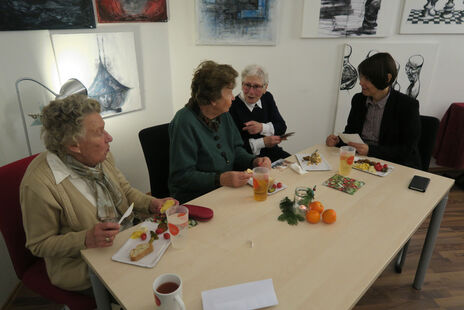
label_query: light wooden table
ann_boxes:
[82,145,454,310]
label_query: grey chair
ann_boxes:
[138,123,170,198]
[395,115,440,273]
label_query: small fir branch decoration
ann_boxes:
[278,197,305,225]
[277,186,317,226]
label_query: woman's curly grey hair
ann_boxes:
[241,64,269,86]
[41,94,101,158]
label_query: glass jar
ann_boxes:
[294,186,312,216]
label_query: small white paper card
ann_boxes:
[339,133,365,144]
[202,278,279,310]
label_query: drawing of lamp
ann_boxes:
[15,77,87,156]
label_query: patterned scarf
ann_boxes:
[64,155,122,222]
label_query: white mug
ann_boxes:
[153,273,186,310]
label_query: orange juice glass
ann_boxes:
[339,146,356,176]
[252,167,269,201]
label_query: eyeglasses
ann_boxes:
[242,83,264,90]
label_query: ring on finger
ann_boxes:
[105,237,110,242]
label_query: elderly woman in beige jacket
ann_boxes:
[20,94,175,296]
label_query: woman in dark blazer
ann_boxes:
[326,52,421,169]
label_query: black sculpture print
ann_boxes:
[318,0,382,36]
[405,55,424,99]
[406,0,463,25]
[88,36,131,113]
[392,61,401,92]
[0,0,95,31]
[340,44,358,90]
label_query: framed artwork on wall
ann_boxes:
[0,0,95,31]
[400,0,464,34]
[95,0,168,23]
[334,42,439,134]
[196,0,278,45]
[301,0,399,38]
[52,32,142,118]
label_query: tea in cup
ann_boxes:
[153,273,185,310]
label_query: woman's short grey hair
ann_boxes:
[41,94,101,158]
[241,64,269,85]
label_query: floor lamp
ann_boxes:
[15,78,88,156]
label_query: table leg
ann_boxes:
[89,269,112,310]
[413,194,448,290]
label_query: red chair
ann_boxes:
[0,155,96,310]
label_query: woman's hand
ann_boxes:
[243,121,263,135]
[263,136,282,148]
[326,134,340,146]
[348,142,369,155]
[253,156,271,169]
[85,222,120,248]
[220,171,251,187]
[149,197,179,214]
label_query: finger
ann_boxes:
[101,222,120,230]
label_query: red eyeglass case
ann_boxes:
[183,204,214,222]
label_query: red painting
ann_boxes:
[96,0,167,23]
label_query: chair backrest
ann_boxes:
[138,123,170,198]
[419,115,440,171]
[0,154,39,279]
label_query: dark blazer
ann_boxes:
[342,90,421,169]
[229,92,290,162]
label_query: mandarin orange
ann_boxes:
[306,209,320,224]
[309,201,324,214]
[322,209,336,224]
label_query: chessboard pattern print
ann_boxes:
[407,9,464,24]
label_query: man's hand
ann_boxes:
[149,197,179,214]
[348,142,369,155]
[220,171,251,187]
[243,121,263,135]
[263,136,282,148]
[326,134,340,147]
[253,157,271,168]
[85,222,120,248]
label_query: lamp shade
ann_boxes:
[55,78,88,99]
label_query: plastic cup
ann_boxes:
[339,146,356,176]
[166,204,189,249]
[252,167,269,201]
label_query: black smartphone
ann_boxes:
[408,175,430,192]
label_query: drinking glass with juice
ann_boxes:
[339,146,356,176]
[252,167,269,201]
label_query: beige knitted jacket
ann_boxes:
[20,152,152,291]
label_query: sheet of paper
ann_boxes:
[339,133,364,144]
[202,279,278,310]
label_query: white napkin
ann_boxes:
[202,279,278,310]
[290,162,307,175]
[339,133,364,144]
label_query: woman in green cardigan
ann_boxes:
[169,60,271,203]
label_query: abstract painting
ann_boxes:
[52,32,142,118]
[95,0,167,23]
[0,0,95,31]
[196,0,278,45]
[301,0,398,38]
[400,0,464,34]
[333,42,438,134]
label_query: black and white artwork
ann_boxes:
[401,0,464,33]
[0,0,95,31]
[301,0,398,37]
[334,42,438,134]
[52,32,142,118]
[196,0,278,45]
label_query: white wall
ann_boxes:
[1,0,463,305]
